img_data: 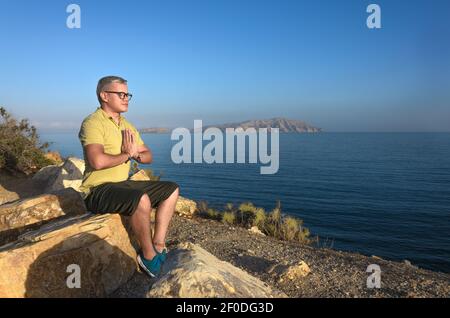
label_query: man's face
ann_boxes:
[101,82,129,113]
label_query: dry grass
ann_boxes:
[197,200,311,244]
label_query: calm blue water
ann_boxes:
[40,132,450,273]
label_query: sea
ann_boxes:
[40,132,450,273]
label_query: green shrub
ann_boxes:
[195,199,311,245]
[253,207,266,229]
[239,202,257,213]
[206,208,222,221]
[237,202,258,227]
[197,201,209,214]
[281,216,300,241]
[266,203,282,237]
[0,107,53,175]
[297,227,311,244]
[222,211,236,225]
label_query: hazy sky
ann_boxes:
[0,0,449,132]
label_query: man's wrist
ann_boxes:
[123,152,132,163]
[133,152,141,162]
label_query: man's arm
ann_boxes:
[84,144,130,170]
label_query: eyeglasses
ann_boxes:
[104,91,133,101]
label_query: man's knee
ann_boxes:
[170,184,180,198]
[137,193,151,210]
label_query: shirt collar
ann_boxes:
[97,107,123,126]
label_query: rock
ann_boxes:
[0,213,137,297]
[175,197,197,219]
[32,157,85,193]
[248,226,265,236]
[279,261,310,282]
[0,185,19,206]
[0,188,86,232]
[31,165,60,185]
[129,169,151,181]
[147,242,287,298]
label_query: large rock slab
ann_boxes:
[0,213,137,298]
[0,188,87,245]
[147,242,287,298]
[0,184,19,206]
[32,157,85,193]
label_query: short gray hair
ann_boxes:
[96,76,127,104]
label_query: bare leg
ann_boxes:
[152,187,179,252]
[130,194,156,260]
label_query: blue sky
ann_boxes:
[0,0,449,132]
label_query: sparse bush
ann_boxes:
[0,107,53,175]
[239,202,257,213]
[197,201,209,214]
[281,216,301,241]
[238,202,257,227]
[265,202,282,237]
[253,207,266,229]
[196,198,311,245]
[222,211,236,225]
[297,227,311,244]
[206,208,222,221]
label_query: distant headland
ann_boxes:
[139,118,322,134]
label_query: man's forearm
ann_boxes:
[93,152,130,170]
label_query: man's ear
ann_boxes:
[99,91,108,103]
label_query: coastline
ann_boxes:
[112,213,450,298]
[1,168,449,298]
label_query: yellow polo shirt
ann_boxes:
[78,107,144,198]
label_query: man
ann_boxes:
[78,75,179,277]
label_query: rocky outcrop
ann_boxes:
[0,213,137,298]
[32,157,85,193]
[278,261,310,282]
[0,188,87,245]
[139,128,170,134]
[0,184,19,206]
[248,226,265,236]
[147,242,287,298]
[199,118,322,133]
[0,188,86,232]
[175,197,197,219]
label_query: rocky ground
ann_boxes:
[1,166,449,298]
[113,214,450,298]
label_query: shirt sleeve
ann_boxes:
[79,119,104,147]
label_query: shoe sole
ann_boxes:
[137,254,157,278]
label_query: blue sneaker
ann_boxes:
[137,251,162,278]
[153,243,168,263]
